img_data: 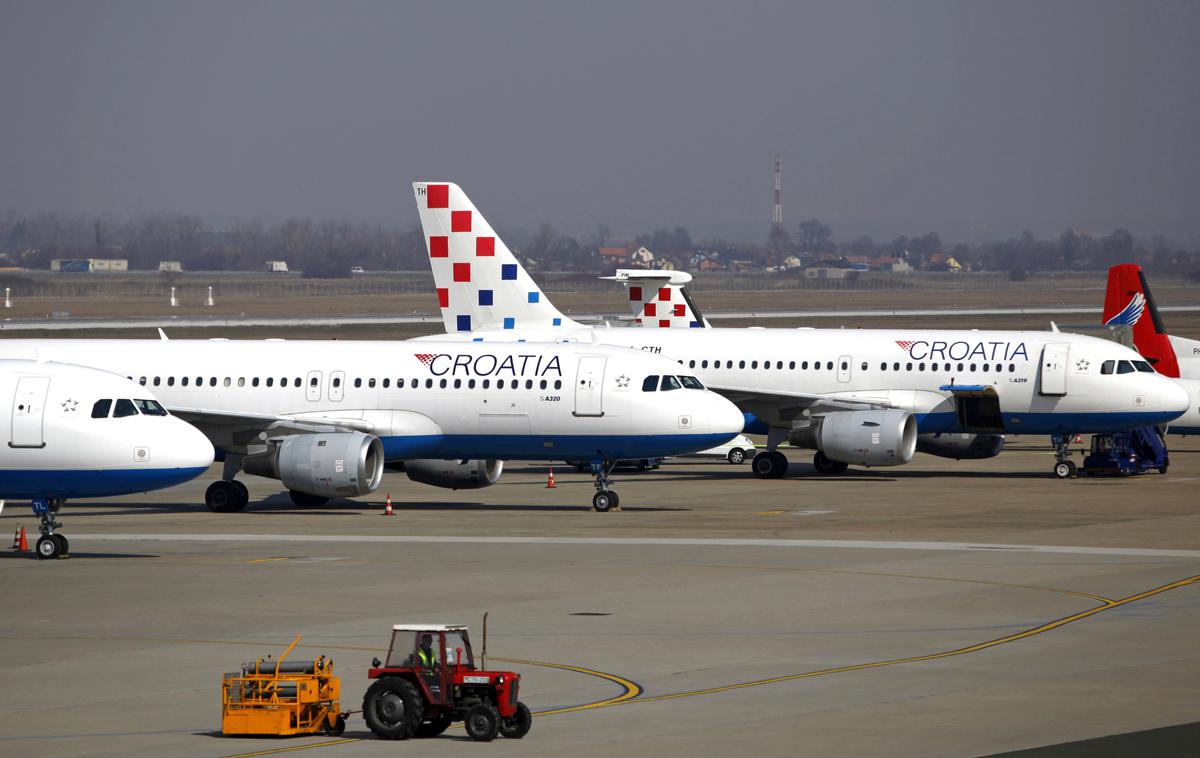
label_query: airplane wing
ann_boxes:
[705,384,894,424]
[167,406,376,452]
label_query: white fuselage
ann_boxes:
[423,327,1189,435]
[0,340,743,462]
[0,360,213,499]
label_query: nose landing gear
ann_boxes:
[589,460,620,512]
[32,498,69,560]
[1051,434,1078,479]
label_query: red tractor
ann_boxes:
[363,624,531,742]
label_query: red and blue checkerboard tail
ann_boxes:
[413,182,581,334]
[1103,264,1180,377]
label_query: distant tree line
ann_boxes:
[0,208,1198,278]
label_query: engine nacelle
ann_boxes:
[244,432,384,497]
[916,432,1005,460]
[403,459,503,490]
[811,409,917,467]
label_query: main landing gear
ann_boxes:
[751,450,789,479]
[812,451,849,476]
[589,460,620,512]
[1051,434,1078,479]
[206,455,251,512]
[32,498,69,560]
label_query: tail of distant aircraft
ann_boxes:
[413,182,581,333]
[1103,264,1180,377]
[599,269,709,328]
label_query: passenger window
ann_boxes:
[525,379,533,389]
[223,378,231,387]
[309,377,318,387]
[333,377,342,388]
[970,363,977,372]
[294,378,301,387]
[266,377,273,387]
[642,375,658,392]
[439,378,448,388]
[906,362,913,371]
[726,361,733,369]
[982,364,989,372]
[383,378,391,388]
[842,361,849,371]
[751,361,758,369]
[134,399,168,416]
[893,362,900,371]
[139,377,147,386]
[701,360,708,369]
[1117,360,1135,374]
[182,377,189,387]
[210,377,217,387]
[554,379,562,389]
[918,363,925,371]
[539,379,547,389]
[153,377,161,386]
[425,379,433,388]
[91,399,112,418]
[862,362,868,371]
[1133,360,1154,373]
[453,379,461,389]
[802,361,809,369]
[167,377,175,387]
[789,361,795,369]
[238,378,245,387]
[252,377,260,387]
[679,376,704,389]
[113,399,138,418]
[738,361,746,369]
[497,379,506,389]
[480,379,488,389]
[957,363,964,372]
[660,375,682,391]
[1008,363,1015,372]
[826,361,833,370]
[369,378,376,388]
[689,360,696,368]
[777,361,783,369]
[880,363,887,371]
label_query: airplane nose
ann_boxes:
[1160,378,1190,419]
[707,392,746,440]
[175,420,216,468]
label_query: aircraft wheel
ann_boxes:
[464,703,500,742]
[751,452,775,479]
[770,451,790,477]
[728,448,746,465]
[35,535,61,560]
[813,452,848,476]
[290,490,331,508]
[53,534,69,556]
[592,491,613,512]
[205,481,242,512]
[1053,460,1076,479]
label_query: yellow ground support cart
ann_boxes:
[221,635,347,737]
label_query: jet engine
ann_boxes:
[243,432,384,497]
[799,409,918,467]
[402,459,503,490]
[916,432,1005,460]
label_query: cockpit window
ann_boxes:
[1100,360,1115,375]
[91,399,112,418]
[660,375,682,391]
[679,376,705,390]
[112,399,138,418]
[1133,360,1154,373]
[1117,360,1135,374]
[134,399,169,416]
[642,375,658,392]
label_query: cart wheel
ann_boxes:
[1159,463,1169,475]
[464,703,500,742]
[329,715,346,736]
[1053,460,1076,479]
[500,702,532,739]
[363,677,423,740]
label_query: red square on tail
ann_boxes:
[453,262,471,282]
[476,237,495,256]
[643,303,656,317]
[451,210,472,233]
[674,303,686,317]
[427,184,449,208]
[659,319,671,327]
[659,287,672,301]
[429,236,448,258]
[629,286,642,301]
[437,288,449,308]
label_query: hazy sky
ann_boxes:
[2,1,1198,242]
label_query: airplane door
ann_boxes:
[837,355,852,383]
[11,376,50,448]
[1039,343,1068,396]
[573,356,607,417]
[305,370,323,402]
[329,370,345,402]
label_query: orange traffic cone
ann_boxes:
[383,494,394,516]
[546,468,557,488]
[15,525,28,553]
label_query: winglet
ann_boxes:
[158,328,169,341]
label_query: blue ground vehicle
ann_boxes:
[1080,428,1169,476]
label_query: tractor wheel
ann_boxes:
[500,702,532,739]
[362,677,423,740]
[465,703,500,742]
[414,713,452,738]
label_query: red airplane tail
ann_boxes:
[1103,264,1180,377]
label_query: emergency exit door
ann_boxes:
[1039,343,1069,396]
[573,356,607,417]
[10,376,50,448]
[305,370,323,402]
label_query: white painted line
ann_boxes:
[67,534,1200,558]
[792,510,835,516]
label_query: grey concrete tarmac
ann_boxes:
[2,440,1199,757]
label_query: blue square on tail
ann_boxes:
[501,264,517,280]
[552,317,562,326]
[528,291,539,303]
[479,289,493,306]
[456,314,471,331]
[503,317,515,329]
[690,320,701,328]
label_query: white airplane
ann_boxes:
[0,340,743,512]
[411,182,1189,480]
[1102,264,1200,435]
[0,359,214,559]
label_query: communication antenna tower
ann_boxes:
[772,155,783,226]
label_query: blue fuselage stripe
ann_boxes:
[914,410,1184,434]
[381,433,734,462]
[0,466,210,500]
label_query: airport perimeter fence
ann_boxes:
[0,269,1173,299]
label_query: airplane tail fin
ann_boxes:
[599,269,709,328]
[413,182,581,333]
[1103,263,1180,377]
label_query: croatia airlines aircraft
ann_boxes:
[412,182,1189,479]
[0,340,743,512]
[1102,264,1200,434]
[0,360,213,559]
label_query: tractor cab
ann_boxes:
[364,624,531,742]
